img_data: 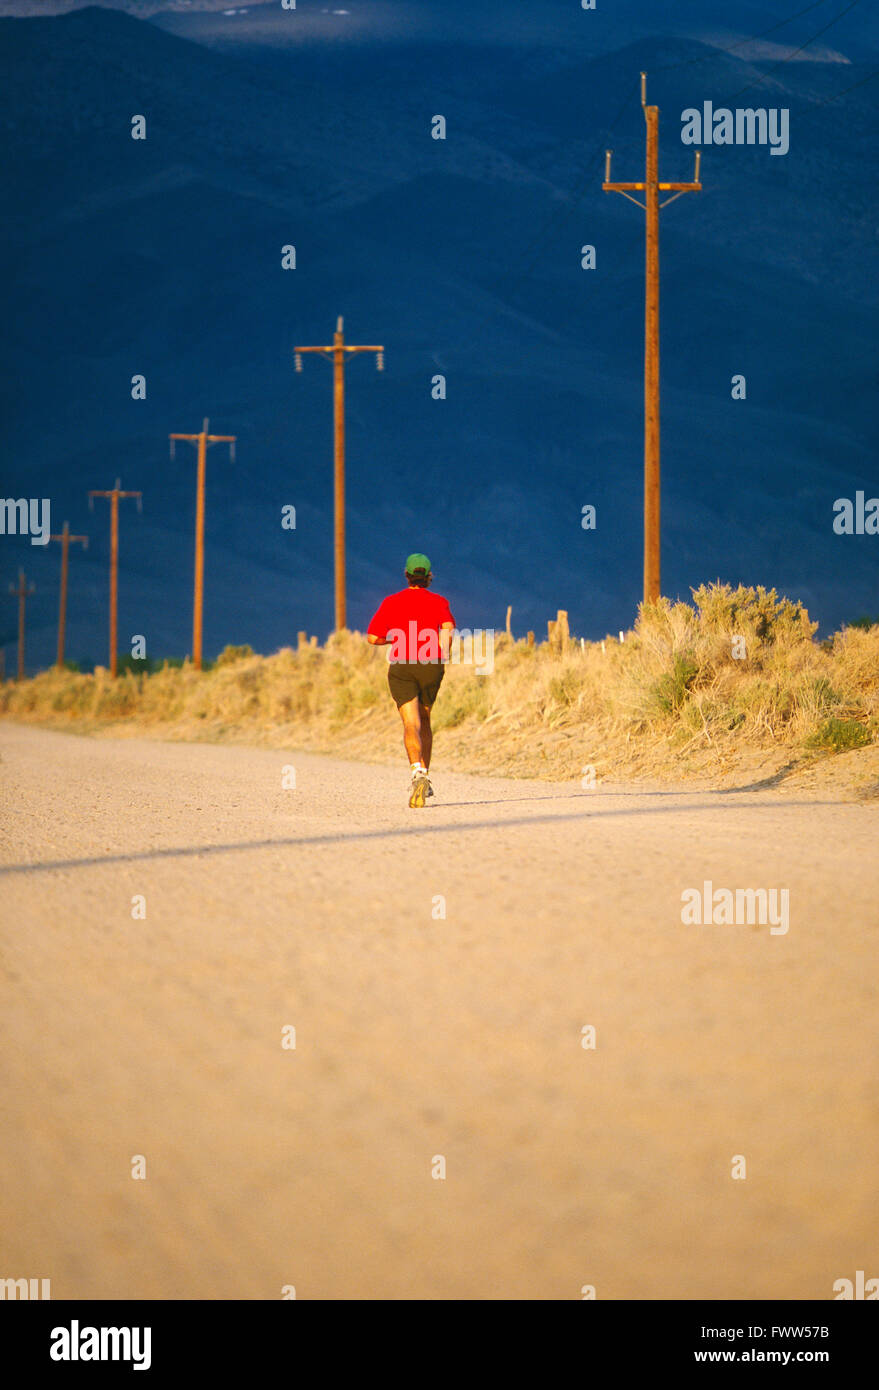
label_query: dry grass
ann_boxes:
[2,583,878,787]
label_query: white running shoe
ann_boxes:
[409,766,430,809]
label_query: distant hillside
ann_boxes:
[0,1,243,15]
[1,3,876,672]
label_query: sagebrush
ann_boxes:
[2,583,877,782]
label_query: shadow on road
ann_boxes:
[0,798,844,876]
[715,761,804,794]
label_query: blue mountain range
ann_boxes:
[1,0,876,670]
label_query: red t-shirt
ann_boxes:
[367,587,456,663]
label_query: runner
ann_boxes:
[366,553,456,808]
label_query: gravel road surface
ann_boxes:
[1,723,876,1299]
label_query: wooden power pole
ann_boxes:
[294,317,384,631]
[9,569,35,681]
[603,73,701,606]
[49,521,88,669]
[88,479,142,677]
[169,419,236,671]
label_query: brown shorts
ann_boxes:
[387,661,445,709]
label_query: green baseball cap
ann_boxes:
[405,552,432,575]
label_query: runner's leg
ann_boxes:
[397,695,424,767]
[419,702,432,770]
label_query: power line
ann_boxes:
[809,66,879,105]
[48,522,88,670]
[505,101,637,264]
[294,316,384,632]
[8,569,35,682]
[88,480,142,678]
[603,75,703,606]
[169,419,236,671]
[654,0,837,73]
[466,0,851,349]
[726,0,863,101]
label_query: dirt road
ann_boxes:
[1,722,876,1300]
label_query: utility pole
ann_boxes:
[603,73,701,606]
[88,479,142,677]
[49,521,88,670]
[9,569,35,681]
[294,316,384,631]
[169,419,236,672]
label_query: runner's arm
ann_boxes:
[439,622,454,661]
[367,600,391,644]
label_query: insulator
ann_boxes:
[376,352,384,372]
[294,353,303,373]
